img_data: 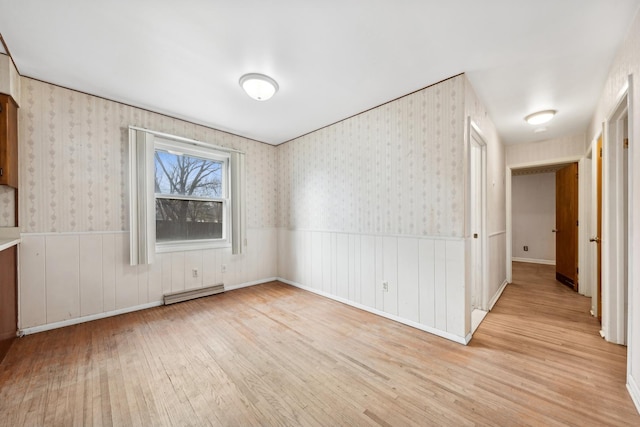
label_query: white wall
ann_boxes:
[587,8,640,412]
[276,74,505,342]
[506,134,586,166]
[464,78,507,311]
[11,77,279,331]
[512,172,555,263]
[3,72,508,345]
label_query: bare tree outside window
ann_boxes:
[155,150,225,241]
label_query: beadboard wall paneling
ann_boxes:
[505,134,586,166]
[276,75,466,238]
[489,231,507,304]
[14,77,277,234]
[19,227,277,329]
[277,228,468,340]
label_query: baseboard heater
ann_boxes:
[163,283,225,305]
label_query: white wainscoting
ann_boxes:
[19,227,278,330]
[277,228,469,342]
[488,231,508,307]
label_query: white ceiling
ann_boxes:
[0,0,639,145]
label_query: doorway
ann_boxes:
[506,154,585,285]
[555,163,579,291]
[468,120,488,334]
[510,163,578,285]
[602,90,630,345]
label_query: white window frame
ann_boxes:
[154,137,232,253]
[129,126,245,266]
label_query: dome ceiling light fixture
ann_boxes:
[525,109,557,125]
[239,73,279,101]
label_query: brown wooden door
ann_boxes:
[556,163,579,291]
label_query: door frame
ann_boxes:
[466,119,488,317]
[602,79,632,345]
[578,152,593,299]
[583,134,601,313]
[506,155,584,283]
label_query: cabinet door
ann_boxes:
[0,93,18,188]
[0,246,17,362]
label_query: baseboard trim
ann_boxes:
[225,277,277,291]
[627,374,640,414]
[512,257,556,266]
[20,301,164,336]
[488,279,509,311]
[20,277,277,336]
[277,277,469,345]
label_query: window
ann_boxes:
[129,127,245,266]
[154,138,230,251]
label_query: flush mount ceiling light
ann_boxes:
[525,110,556,125]
[239,73,279,101]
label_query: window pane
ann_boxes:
[156,199,223,241]
[155,151,223,197]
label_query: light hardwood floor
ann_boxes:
[0,262,638,426]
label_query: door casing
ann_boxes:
[506,155,585,283]
[466,118,488,332]
[602,83,631,345]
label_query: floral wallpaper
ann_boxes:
[464,78,505,235]
[277,75,466,237]
[0,187,14,226]
[7,77,277,233]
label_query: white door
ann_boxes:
[469,122,487,313]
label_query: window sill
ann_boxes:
[156,240,231,253]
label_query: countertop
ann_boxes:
[0,238,20,252]
[0,227,20,251]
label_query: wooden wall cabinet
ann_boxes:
[0,93,18,188]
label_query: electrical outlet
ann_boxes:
[382,281,389,292]
[221,264,227,273]
[192,268,198,278]
[523,246,528,252]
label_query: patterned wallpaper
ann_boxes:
[464,78,505,234]
[588,9,640,143]
[505,133,586,166]
[0,187,14,226]
[5,77,277,233]
[277,75,466,237]
[3,73,500,239]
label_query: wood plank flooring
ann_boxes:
[0,261,638,426]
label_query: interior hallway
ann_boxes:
[471,261,637,425]
[0,263,638,426]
